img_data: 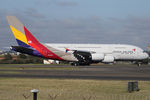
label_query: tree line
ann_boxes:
[0,53,43,64]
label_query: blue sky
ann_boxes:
[0,0,150,50]
[2,0,150,18]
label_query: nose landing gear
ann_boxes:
[137,63,141,67]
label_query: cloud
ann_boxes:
[34,0,78,7]
[23,8,46,19]
[0,8,150,50]
[27,17,106,43]
[56,1,78,7]
[107,16,150,47]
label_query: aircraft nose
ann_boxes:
[143,52,149,59]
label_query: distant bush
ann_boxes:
[4,53,12,60]
[18,54,27,59]
[0,53,43,64]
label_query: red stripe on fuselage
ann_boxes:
[24,26,64,60]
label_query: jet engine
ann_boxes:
[91,54,104,61]
[102,55,114,63]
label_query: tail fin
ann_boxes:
[6,16,64,60]
[6,16,30,48]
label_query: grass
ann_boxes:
[0,64,78,70]
[0,67,78,71]
[0,64,149,100]
[0,71,21,74]
[0,64,70,66]
[0,78,150,100]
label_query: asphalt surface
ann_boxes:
[0,64,150,80]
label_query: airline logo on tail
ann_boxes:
[6,16,64,60]
[10,25,30,48]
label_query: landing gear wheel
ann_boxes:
[71,62,79,66]
[137,63,141,67]
[74,63,78,66]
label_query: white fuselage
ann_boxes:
[45,43,149,61]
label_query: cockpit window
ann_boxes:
[143,50,148,53]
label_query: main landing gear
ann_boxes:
[71,62,79,66]
[71,62,90,66]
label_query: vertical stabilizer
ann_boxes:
[6,16,64,60]
[6,16,29,47]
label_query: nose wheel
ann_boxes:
[71,62,79,66]
[137,63,141,67]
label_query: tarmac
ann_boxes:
[0,64,150,80]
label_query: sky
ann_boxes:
[0,0,150,50]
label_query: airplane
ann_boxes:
[6,16,149,66]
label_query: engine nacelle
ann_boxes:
[102,56,114,63]
[91,54,104,61]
